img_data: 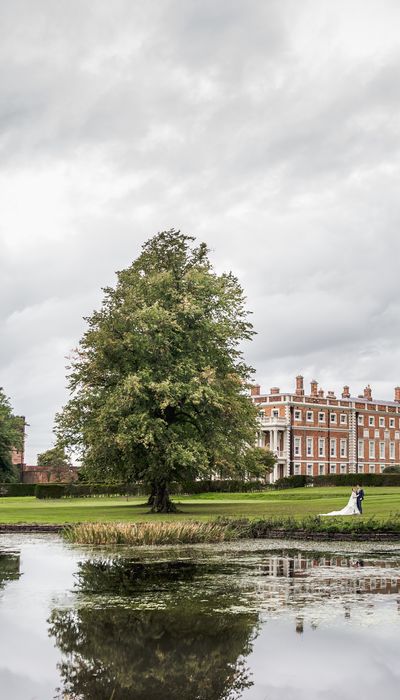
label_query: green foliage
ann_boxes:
[0,483,36,496]
[56,230,262,512]
[0,388,23,482]
[37,443,71,469]
[35,484,67,499]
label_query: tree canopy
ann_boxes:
[0,388,23,482]
[56,230,272,511]
[37,443,71,469]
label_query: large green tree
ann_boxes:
[0,388,23,482]
[56,230,270,511]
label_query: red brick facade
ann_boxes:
[252,376,400,482]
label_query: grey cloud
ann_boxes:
[1,0,400,460]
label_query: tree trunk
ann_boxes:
[150,480,177,513]
[147,481,156,507]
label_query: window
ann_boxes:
[306,437,313,457]
[306,463,313,476]
[340,439,347,457]
[306,410,313,422]
[369,416,375,427]
[318,463,325,475]
[318,438,325,457]
[330,438,337,458]
[272,409,279,418]
[340,464,347,473]
[369,464,375,473]
[396,431,400,440]
[294,437,301,457]
[358,415,364,426]
[374,429,380,439]
[369,441,375,459]
[390,418,395,428]
[294,463,301,475]
[330,413,337,423]
[294,410,301,421]
[358,464,364,473]
[330,464,336,474]
[390,441,395,460]
[259,410,265,418]
[379,417,385,428]
[363,429,369,438]
[340,414,347,424]
[318,412,325,423]
[379,442,385,460]
[358,440,364,459]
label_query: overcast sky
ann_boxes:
[2,0,400,462]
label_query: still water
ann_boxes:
[0,534,399,700]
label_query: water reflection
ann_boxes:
[1,536,400,700]
[48,547,400,699]
[0,550,20,591]
[49,557,258,700]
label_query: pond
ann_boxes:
[0,534,400,699]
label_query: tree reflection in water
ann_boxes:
[0,550,20,591]
[49,557,259,700]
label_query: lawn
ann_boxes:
[1,487,400,524]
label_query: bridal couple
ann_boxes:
[321,485,365,516]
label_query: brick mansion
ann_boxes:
[252,376,400,483]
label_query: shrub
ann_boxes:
[273,475,313,490]
[35,484,67,499]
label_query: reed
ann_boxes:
[64,519,239,545]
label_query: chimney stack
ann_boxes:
[295,375,304,396]
[318,388,324,398]
[270,387,280,395]
[342,385,350,398]
[395,387,400,403]
[327,390,336,399]
[364,385,372,401]
[250,384,261,397]
[310,380,318,397]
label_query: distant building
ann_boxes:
[10,417,79,483]
[20,464,79,484]
[251,375,400,483]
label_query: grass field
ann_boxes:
[1,487,400,524]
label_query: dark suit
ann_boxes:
[356,489,364,514]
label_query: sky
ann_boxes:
[1,0,400,463]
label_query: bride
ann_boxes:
[320,488,360,516]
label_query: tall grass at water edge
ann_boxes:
[64,519,239,545]
[64,513,400,545]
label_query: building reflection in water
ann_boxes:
[249,551,400,630]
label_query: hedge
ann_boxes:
[0,483,37,497]
[312,473,400,487]
[34,480,271,499]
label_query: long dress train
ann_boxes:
[320,491,360,516]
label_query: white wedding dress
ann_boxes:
[320,491,360,516]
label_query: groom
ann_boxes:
[356,485,365,514]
